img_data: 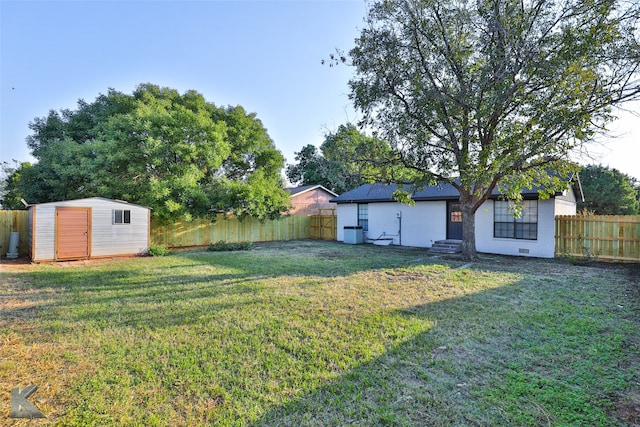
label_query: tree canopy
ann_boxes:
[578,165,639,215]
[286,123,401,194]
[2,84,290,221]
[338,0,640,259]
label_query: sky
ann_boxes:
[1,0,639,181]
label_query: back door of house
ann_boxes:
[447,201,463,240]
[56,207,91,260]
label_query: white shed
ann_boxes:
[28,197,151,262]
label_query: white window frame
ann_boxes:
[113,209,131,225]
[357,204,368,231]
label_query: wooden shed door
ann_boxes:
[56,207,91,260]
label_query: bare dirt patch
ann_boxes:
[0,255,144,270]
[611,390,640,426]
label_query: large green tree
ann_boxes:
[2,84,290,221]
[338,0,640,259]
[286,144,333,190]
[286,123,401,193]
[578,165,639,214]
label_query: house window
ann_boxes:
[449,203,462,223]
[494,200,538,240]
[114,209,131,224]
[357,204,368,231]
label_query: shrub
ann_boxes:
[148,245,172,256]
[207,241,254,252]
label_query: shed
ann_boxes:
[28,197,151,262]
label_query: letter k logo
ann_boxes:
[10,385,46,419]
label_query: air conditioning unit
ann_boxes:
[343,226,364,244]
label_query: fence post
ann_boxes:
[0,210,29,257]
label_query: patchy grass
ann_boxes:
[1,240,638,426]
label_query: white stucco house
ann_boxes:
[331,178,582,258]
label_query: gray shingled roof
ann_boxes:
[331,182,566,204]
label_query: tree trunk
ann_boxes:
[460,192,478,261]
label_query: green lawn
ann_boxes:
[1,240,638,426]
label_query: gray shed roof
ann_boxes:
[27,197,151,210]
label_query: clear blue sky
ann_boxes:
[1,0,638,180]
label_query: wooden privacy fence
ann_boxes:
[309,208,336,241]
[555,215,640,263]
[0,210,334,257]
[5,210,639,261]
[151,214,313,248]
[0,210,29,257]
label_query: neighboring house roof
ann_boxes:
[332,176,581,204]
[285,185,339,198]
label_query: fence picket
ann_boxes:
[555,215,640,262]
[309,208,336,241]
[150,214,316,248]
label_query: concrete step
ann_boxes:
[429,239,462,253]
[372,238,394,246]
[429,248,461,254]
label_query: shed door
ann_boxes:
[56,207,91,260]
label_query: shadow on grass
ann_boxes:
[250,262,639,426]
[2,243,637,426]
[4,274,270,334]
[4,242,451,332]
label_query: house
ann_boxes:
[285,185,338,215]
[331,179,582,258]
[28,197,151,262]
